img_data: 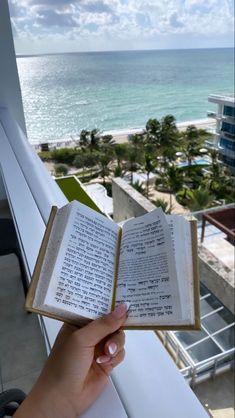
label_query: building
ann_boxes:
[208,94,235,174]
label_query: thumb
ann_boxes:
[78,303,129,346]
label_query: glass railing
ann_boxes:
[207,111,217,118]
[159,281,235,387]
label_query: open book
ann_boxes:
[26,200,200,330]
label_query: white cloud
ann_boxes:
[9,0,234,54]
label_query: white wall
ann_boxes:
[0,0,26,134]
[112,177,156,222]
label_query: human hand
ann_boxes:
[14,303,128,418]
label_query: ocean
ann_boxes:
[16,48,234,145]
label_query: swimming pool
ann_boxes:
[177,158,211,168]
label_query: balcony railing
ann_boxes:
[0,109,209,418]
[207,111,218,119]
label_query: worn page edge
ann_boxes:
[25,206,58,311]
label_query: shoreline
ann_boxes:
[32,117,216,149]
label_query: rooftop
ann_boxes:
[208,94,235,107]
[197,216,234,272]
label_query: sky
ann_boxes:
[9,0,234,55]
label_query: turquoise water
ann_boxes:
[177,159,210,167]
[16,48,234,144]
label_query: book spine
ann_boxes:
[25,206,58,310]
[111,227,122,311]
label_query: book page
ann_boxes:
[116,208,182,325]
[166,215,195,324]
[44,200,120,319]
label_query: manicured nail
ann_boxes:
[96,355,111,364]
[125,302,131,312]
[112,302,131,319]
[108,342,117,355]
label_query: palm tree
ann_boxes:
[207,148,219,164]
[128,147,139,184]
[89,129,100,153]
[144,153,156,198]
[101,134,115,146]
[79,129,89,150]
[159,115,180,164]
[114,144,128,168]
[113,165,125,178]
[182,125,204,166]
[205,162,233,199]
[79,129,101,153]
[162,165,184,210]
[99,153,113,186]
[186,187,215,211]
[145,118,161,146]
[132,180,146,195]
[128,133,145,156]
[152,198,172,214]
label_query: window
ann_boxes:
[223,105,235,118]
[221,154,235,167]
[220,137,235,151]
[221,121,235,135]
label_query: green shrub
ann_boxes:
[51,148,78,164]
[54,164,69,176]
[152,198,172,214]
[132,180,146,195]
[104,183,112,197]
[176,189,189,206]
[38,151,53,161]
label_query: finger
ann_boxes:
[97,349,125,369]
[77,303,130,346]
[104,330,125,357]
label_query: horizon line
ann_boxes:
[16,46,234,58]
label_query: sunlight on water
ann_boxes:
[16,49,234,144]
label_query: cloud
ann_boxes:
[135,12,151,28]
[28,0,71,5]
[81,1,113,14]
[35,9,77,27]
[169,13,184,29]
[9,0,234,53]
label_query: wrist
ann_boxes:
[14,385,77,418]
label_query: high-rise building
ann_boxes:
[208,94,235,174]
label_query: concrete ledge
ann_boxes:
[112,177,156,222]
[198,245,235,314]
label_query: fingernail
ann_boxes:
[108,342,117,355]
[112,302,131,319]
[96,355,111,364]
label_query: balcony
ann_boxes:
[207,111,219,119]
[0,1,233,414]
[208,94,235,107]
[0,109,213,417]
[219,130,235,141]
[157,215,234,386]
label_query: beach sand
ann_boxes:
[34,118,216,149]
[111,118,216,144]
